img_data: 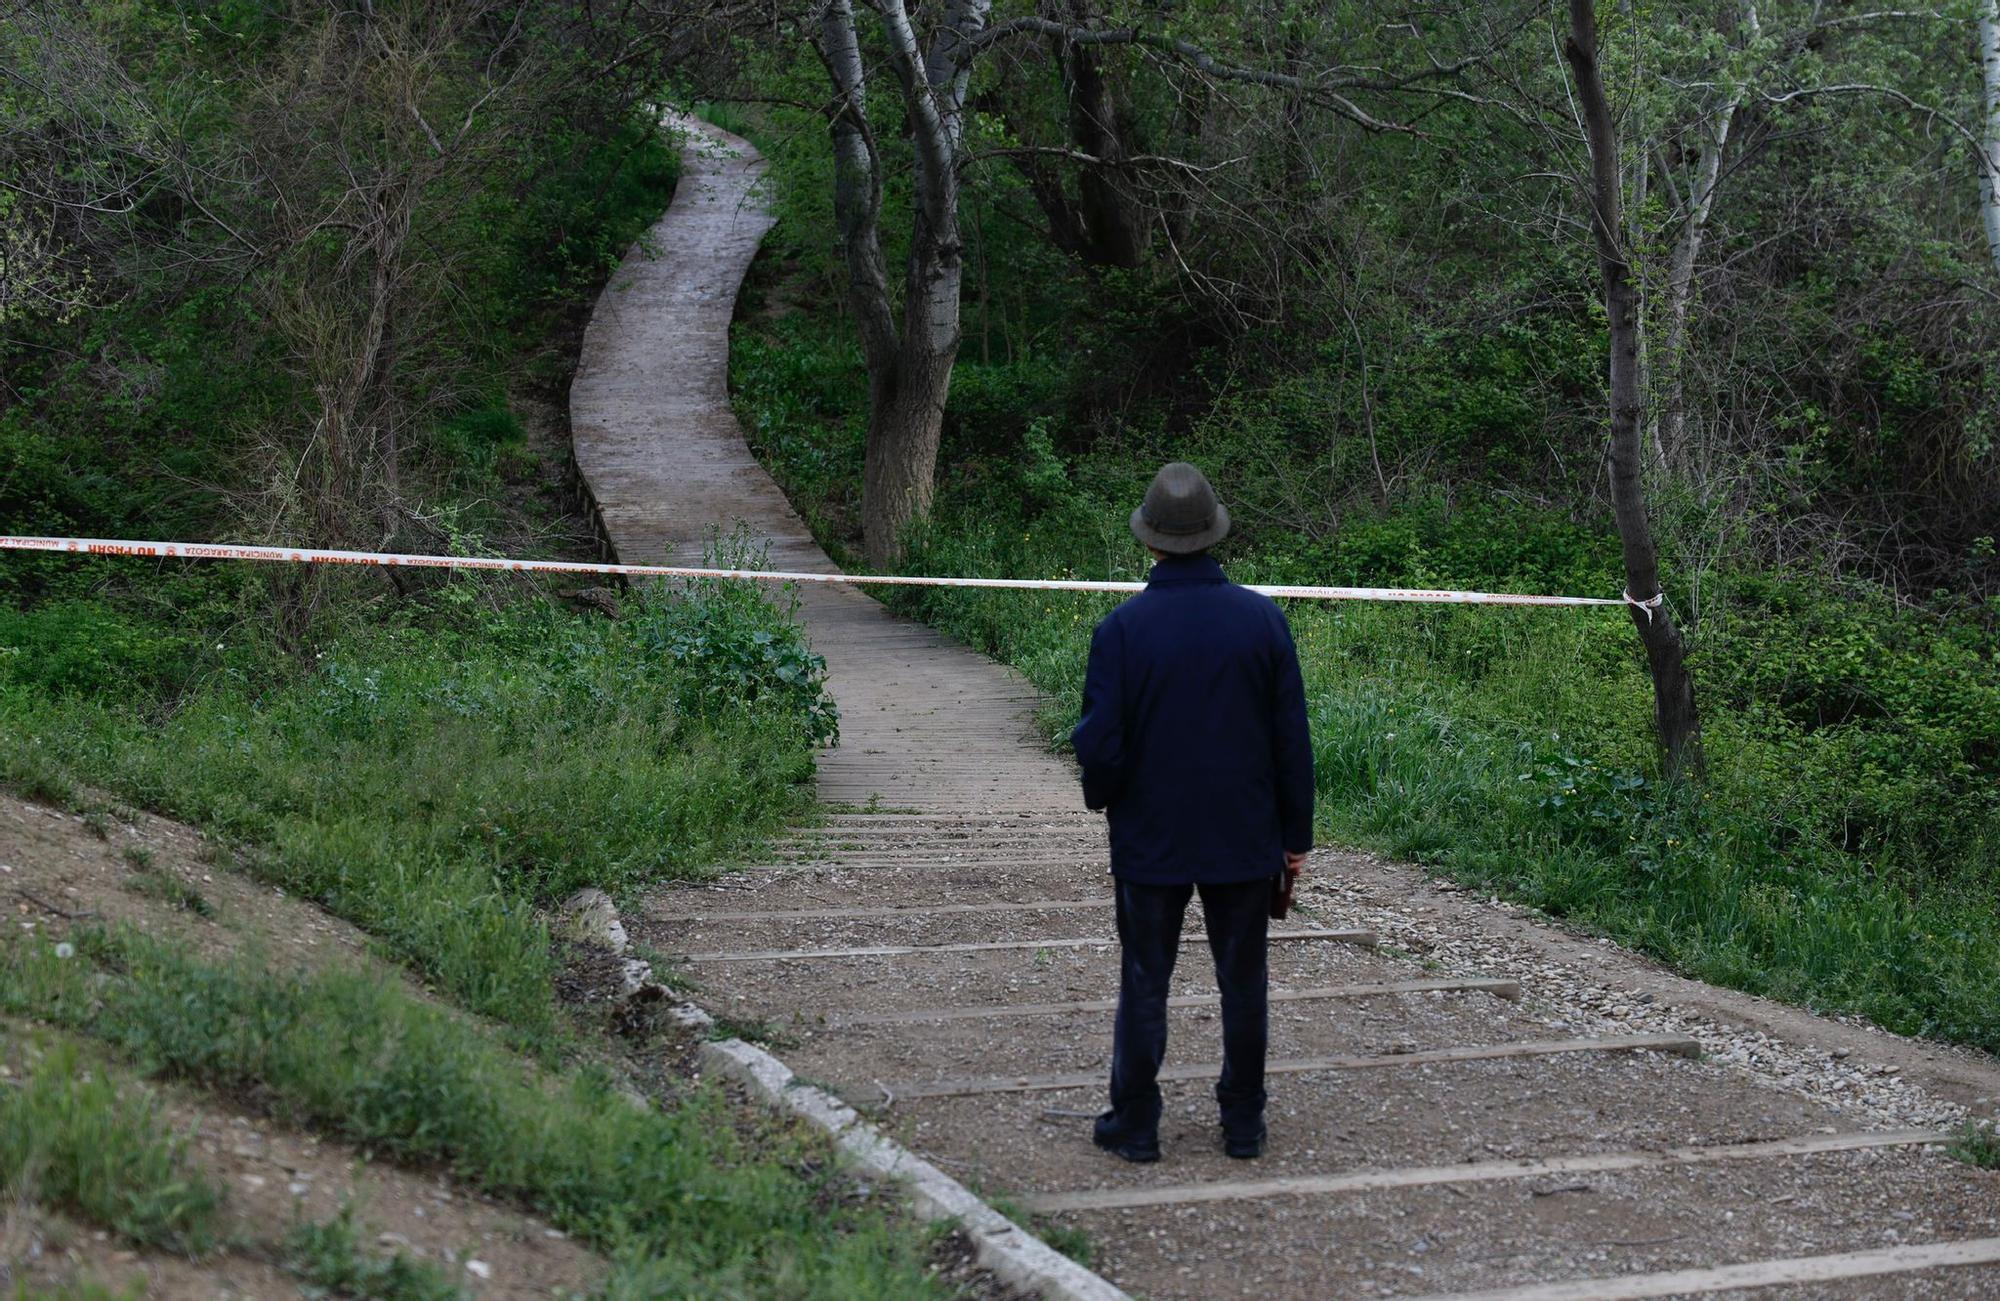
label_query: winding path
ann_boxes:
[570,120,1059,813]
[571,119,2000,1300]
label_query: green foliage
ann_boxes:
[0,600,188,698]
[633,578,840,749]
[2,932,945,1298]
[0,1041,221,1254]
[1948,1120,2000,1171]
[285,1208,464,1301]
[0,591,823,1035]
[0,11,679,588]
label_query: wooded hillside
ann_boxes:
[710,0,2000,1047]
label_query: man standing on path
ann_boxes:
[1072,462,1314,1162]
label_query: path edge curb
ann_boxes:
[675,1000,1131,1301]
[556,889,1128,1300]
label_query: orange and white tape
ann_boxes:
[0,535,1630,609]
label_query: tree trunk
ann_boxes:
[862,131,965,559]
[819,0,984,564]
[1655,1,1756,473]
[863,346,953,558]
[1056,0,1148,269]
[1565,0,1705,780]
[1980,0,2000,274]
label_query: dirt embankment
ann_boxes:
[1,791,604,1299]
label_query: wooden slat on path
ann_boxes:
[1018,1129,1950,1213]
[883,1034,1703,1100]
[830,978,1521,1026]
[684,928,1376,963]
[1403,1235,2000,1301]
[657,898,1111,924]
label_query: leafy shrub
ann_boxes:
[632,580,839,748]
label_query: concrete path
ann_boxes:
[573,119,2000,1300]
[570,119,1058,813]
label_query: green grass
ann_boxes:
[2,928,947,1297]
[0,584,825,1038]
[0,1039,222,1255]
[9,1284,141,1301]
[284,1207,464,1301]
[1948,1121,2000,1171]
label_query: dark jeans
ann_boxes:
[1107,876,1270,1137]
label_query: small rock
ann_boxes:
[556,888,629,954]
[466,1260,492,1281]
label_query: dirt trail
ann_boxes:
[576,118,2000,1300]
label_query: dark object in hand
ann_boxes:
[1269,863,1300,920]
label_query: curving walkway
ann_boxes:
[570,118,1060,812]
[572,119,2000,1301]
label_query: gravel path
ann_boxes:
[575,118,2000,1300]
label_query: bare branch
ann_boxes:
[1759,82,1997,177]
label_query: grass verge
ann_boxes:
[3,928,946,1297]
[0,583,825,1038]
[0,1039,221,1255]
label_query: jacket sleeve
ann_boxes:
[1271,613,1315,853]
[1071,615,1127,811]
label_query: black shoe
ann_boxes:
[1092,1111,1161,1163]
[1223,1124,1266,1159]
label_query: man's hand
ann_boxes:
[1284,850,1309,878]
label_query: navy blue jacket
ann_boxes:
[1071,553,1314,885]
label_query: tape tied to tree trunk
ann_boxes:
[1,536,1634,610]
[1622,589,1667,623]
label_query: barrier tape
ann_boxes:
[0,535,1630,609]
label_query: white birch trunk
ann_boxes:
[1980,0,2000,274]
[1654,1,1758,473]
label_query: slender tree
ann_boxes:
[1981,0,2000,272]
[1564,0,1705,778]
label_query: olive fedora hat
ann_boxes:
[1130,461,1231,554]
